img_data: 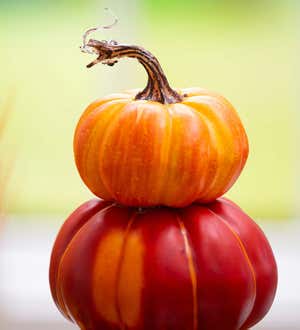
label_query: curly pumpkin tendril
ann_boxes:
[81,9,183,104]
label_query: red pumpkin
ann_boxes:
[49,198,277,330]
[74,39,249,207]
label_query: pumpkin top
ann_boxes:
[81,31,183,104]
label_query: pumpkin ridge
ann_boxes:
[188,105,219,200]
[176,214,198,330]
[77,97,130,128]
[56,204,115,322]
[117,103,142,204]
[188,101,236,201]
[76,98,128,166]
[210,198,278,328]
[128,103,148,203]
[96,103,129,200]
[80,100,126,199]
[158,104,173,205]
[172,103,210,205]
[109,102,140,202]
[115,212,137,329]
[208,208,257,328]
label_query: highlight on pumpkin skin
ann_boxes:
[49,197,277,330]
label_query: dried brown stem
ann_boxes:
[82,39,183,104]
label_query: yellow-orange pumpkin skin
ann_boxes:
[74,87,248,207]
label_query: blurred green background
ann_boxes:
[0,0,298,218]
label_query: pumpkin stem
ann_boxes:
[81,38,183,104]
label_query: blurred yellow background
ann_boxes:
[0,2,299,330]
[0,0,298,218]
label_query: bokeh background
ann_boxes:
[0,0,299,329]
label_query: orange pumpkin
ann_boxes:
[74,40,248,207]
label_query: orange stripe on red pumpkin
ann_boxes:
[92,228,125,325]
[92,212,144,329]
[116,214,144,329]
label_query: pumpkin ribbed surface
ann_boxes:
[50,197,277,330]
[74,88,248,207]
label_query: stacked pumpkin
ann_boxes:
[49,33,277,330]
